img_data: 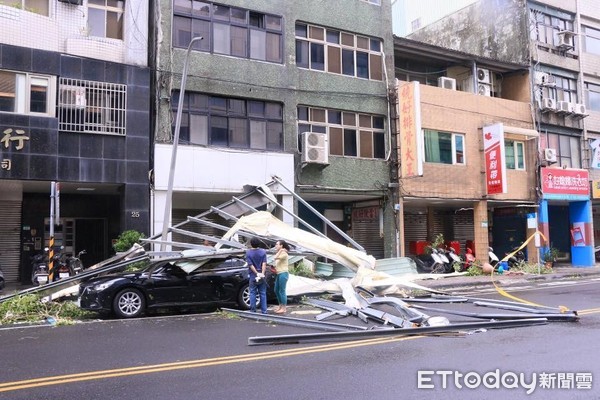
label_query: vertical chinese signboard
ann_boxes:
[398,82,423,178]
[483,123,507,195]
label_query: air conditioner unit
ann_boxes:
[301,132,329,165]
[437,77,456,90]
[58,0,83,5]
[544,148,557,163]
[540,97,556,112]
[556,31,575,50]
[556,101,574,114]
[477,68,491,84]
[59,86,87,109]
[478,83,491,96]
[572,103,587,117]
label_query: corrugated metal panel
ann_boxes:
[453,212,474,253]
[353,219,384,259]
[0,201,22,282]
[403,212,427,256]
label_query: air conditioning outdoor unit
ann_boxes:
[301,132,329,165]
[477,68,491,84]
[572,103,588,117]
[540,97,556,112]
[59,86,87,109]
[437,76,456,90]
[478,83,492,96]
[544,148,558,163]
[58,0,83,5]
[556,101,574,114]
[556,31,575,50]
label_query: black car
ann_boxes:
[78,254,275,318]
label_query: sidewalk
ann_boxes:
[414,264,600,292]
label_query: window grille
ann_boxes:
[58,77,127,135]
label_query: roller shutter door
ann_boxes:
[0,201,22,283]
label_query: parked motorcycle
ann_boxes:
[0,261,5,291]
[67,250,87,275]
[31,249,50,286]
[505,247,525,269]
[414,248,453,274]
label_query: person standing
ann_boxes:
[273,240,290,314]
[246,237,267,314]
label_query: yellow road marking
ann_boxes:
[577,307,600,315]
[0,335,421,392]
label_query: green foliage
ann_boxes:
[123,260,149,272]
[0,295,95,326]
[289,260,315,278]
[425,233,445,255]
[509,262,553,275]
[542,246,560,263]
[113,230,144,252]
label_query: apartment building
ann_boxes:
[393,38,538,261]
[0,0,151,283]
[150,1,396,258]
[398,0,598,265]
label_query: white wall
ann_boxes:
[152,144,296,239]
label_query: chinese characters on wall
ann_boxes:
[0,128,30,171]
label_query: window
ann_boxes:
[297,106,385,159]
[295,23,383,81]
[58,77,127,135]
[0,70,55,116]
[583,25,600,55]
[423,129,465,165]
[539,73,578,103]
[543,133,581,168]
[173,2,282,63]
[0,0,49,16]
[505,140,525,170]
[529,8,575,50]
[172,91,283,151]
[88,0,124,40]
[585,82,600,112]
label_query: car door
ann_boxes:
[188,257,246,303]
[146,262,192,306]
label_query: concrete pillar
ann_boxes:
[473,200,489,262]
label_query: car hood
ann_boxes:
[80,271,147,287]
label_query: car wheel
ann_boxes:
[113,288,145,318]
[238,283,260,310]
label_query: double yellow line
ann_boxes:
[0,335,420,392]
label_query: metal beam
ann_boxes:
[247,318,549,346]
[221,308,370,332]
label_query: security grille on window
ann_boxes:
[297,106,385,159]
[529,7,575,52]
[58,78,127,135]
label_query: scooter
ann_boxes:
[505,247,525,269]
[0,262,5,291]
[31,249,50,286]
[67,250,87,275]
[488,246,500,267]
[414,248,453,274]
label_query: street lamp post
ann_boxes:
[161,36,203,251]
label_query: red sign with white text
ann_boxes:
[483,124,507,195]
[541,167,589,196]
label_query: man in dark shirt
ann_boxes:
[246,237,267,314]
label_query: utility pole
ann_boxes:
[161,36,203,251]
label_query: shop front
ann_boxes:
[539,167,594,266]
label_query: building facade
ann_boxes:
[151,0,397,258]
[393,38,538,262]
[400,0,599,265]
[0,0,151,283]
